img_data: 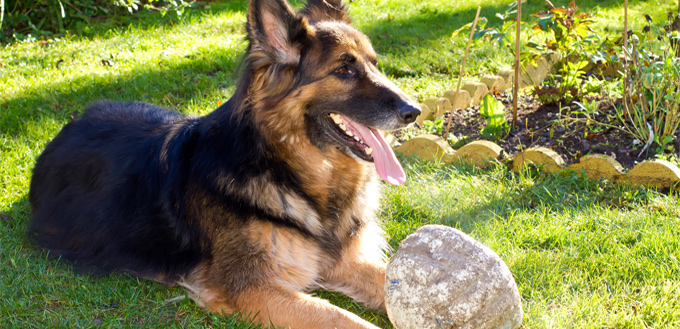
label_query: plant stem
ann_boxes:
[0,0,4,31]
[622,0,632,139]
[444,6,481,137]
[623,0,628,89]
[512,0,522,129]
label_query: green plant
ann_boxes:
[479,94,509,141]
[573,97,602,117]
[451,2,518,52]
[616,12,680,155]
[525,0,616,104]
[446,134,467,149]
[422,118,445,135]
[454,1,616,106]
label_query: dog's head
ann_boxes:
[244,0,420,185]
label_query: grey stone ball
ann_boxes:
[384,225,523,329]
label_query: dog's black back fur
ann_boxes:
[28,96,338,279]
[29,101,202,276]
[30,99,277,274]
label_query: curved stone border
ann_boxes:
[413,56,558,122]
[401,59,679,189]
[395,134,680,189]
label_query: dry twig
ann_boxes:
[444,6,481,137]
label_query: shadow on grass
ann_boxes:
[360,0,664,57]
[1,0,250,45]
[2,195,32,247]
[383,157,649,245]
[0,46,243,137]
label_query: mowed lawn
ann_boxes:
[2,0,679,328]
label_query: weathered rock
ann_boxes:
[497,68,514,88]
[518,63,546,88]
[600,61,624,78]
[416,104,433,125]
[453,140,503,166]
[568,154,624,181]
[461,82,489,106]
[394,135,454,163]
[443,89,472,111]
[518,53,560,88]
[512,147,565,174]
[382,131,400,148]
[591,54,628,78]
[423,97,453,118]
[617,159,680,189]
[480,75,506,93]
[385,225,523,329]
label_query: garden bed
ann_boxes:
[441,94,680,171]
[393,90,680,189]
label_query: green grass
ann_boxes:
[2,0,680,328]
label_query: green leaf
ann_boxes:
[479,95,509,140]
[537,15,554,31]
[480,95,504,118]
[451,22,472,40]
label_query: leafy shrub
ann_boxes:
[455,0,617,105]
[525,0,616,104]
[0,0,192,41]
[616,12,680,155]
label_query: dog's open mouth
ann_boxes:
[326,113,406,186]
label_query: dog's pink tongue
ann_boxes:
[350,122,406,186]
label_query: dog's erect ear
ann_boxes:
[301,0,351,23]
[247,0,309,64]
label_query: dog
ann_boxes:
[28,0,420,327]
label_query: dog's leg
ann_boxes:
[203,287,379,329]
[320,223,388,312]
[321,256,387,312]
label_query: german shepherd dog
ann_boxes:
[28,0,420,327]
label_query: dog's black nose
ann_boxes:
[398,102,421,124]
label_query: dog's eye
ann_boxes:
[333,66,353,78]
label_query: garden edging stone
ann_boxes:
[395,134,680,190]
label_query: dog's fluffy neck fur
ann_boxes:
[199,86,377,230]
[199,16,378,227]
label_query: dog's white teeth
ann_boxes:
[365,147,373,155]
[353,135,360,141]
[346,130,354,137]
[338,124,346,131]
[330,113,343,124]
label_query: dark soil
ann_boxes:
[419,94,680,170]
